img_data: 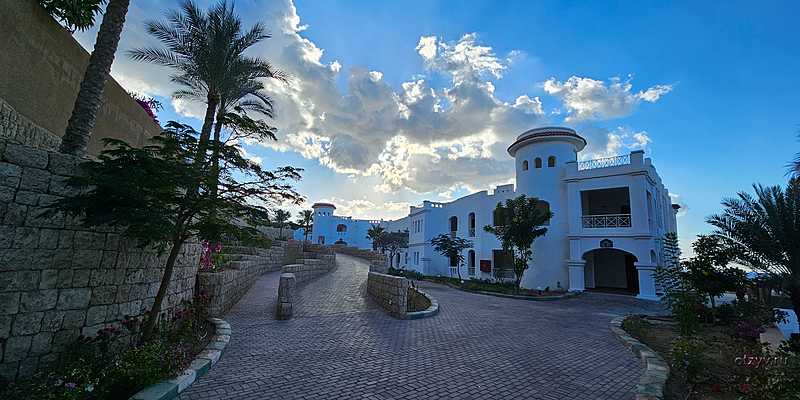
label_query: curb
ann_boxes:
[129,318,231,400]
[610,316,669,400]
[439,281,582,301]
[404,290,439,320]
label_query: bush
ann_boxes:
[671,336,707,383]
[387,267,424,280]
[621,315,648,338]
[746,344,800,400]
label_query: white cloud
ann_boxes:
[578,126,653,159]
[316,197,411,220]
[91,0,670,203]
[543,76,672,121]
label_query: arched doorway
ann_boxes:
[583,248,639,294]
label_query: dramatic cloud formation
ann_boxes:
[76,0,672,205]
[543,76,672,121]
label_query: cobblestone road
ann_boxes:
[180,254,664,400]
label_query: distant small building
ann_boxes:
[299,127,679,300]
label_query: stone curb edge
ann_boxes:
[610,316,669,400]
[129,318,232,400]
[404,289,439,320]
[440,281,582,301]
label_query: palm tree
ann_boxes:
[791,134,800,178]
[366,224,386,251]
[59,0,130,156]
[707,179,800,319]
[128,0,269,163]
[273,209,291,239]
[297,210,313,242]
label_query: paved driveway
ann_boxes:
[180,254,664,400]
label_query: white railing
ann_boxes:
[582,214,631,228]
[577,154,631,171]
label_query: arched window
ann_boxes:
[534,157,542,169]
[522,160,529,171]
[493,207,508,227]
[449,216,458,233]
[336,224,347,232]
[468,212,476,237]
[548,156,556,167]
[468,250,476,275]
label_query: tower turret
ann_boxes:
[508,126,586,197]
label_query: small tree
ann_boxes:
[297,209,313,242]
[430,234,473,281]
[683,235,746,315]
[273,209,291,239]
[483,195,552,289]
[383,230,409,268]
[51,121,302,341]
[366,224,386,251]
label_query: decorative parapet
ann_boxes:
[610,316,669,400]
[129,318,231,400]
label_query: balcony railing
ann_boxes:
[582,214,631,228]
[468,228,476,237]
[449,231,457,238]
[577,154,631,171]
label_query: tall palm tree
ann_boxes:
[366,224,386,251]
[128,0,269,163]
[273,209,291,239]
[60,0,130,156]
[707,179,800,319]
[297,209,313,242]
[791,134,800,178]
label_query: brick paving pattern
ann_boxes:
[180,254,665,400]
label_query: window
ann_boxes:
[493,207,508,226]
[522,160,528,171]
[468,250,476,276]
[414,252,419,265]
[548,156,556,167]
[405,252,408,265]
[449,216,458,233]
[534,157,542,168]
[318,236,325,244]
[468,212,476,237]
[336,224,347,232]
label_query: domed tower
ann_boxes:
[311,202,336,218]
[506,127,586,289]
[310,203,336,245]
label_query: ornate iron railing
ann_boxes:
[582,214,632,228]
[577,154,631,171]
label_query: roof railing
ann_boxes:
[577,154,631,171]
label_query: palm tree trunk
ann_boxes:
[60,0,130,156]
[195,93,219,164]
[209,103,225,199]
[791,283,800,327]
[141,226,185,343]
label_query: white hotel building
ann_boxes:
[300,127,679,300]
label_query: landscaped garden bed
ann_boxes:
[0,297,214,400]
[388,268,573,299]
[621,304,800,399]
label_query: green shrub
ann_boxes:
[671,336,707,383]
[746,343,800,400]
[621,315,647,338]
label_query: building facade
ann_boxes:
[300,127,679,300]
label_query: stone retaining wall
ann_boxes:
[366,272,410,319]
[197,242,301,317]
[332,245,387,273]
[280,254,336,284]
[0,0,161,155]
[0,141,202,381]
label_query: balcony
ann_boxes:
[582,214,631,228]
[468,228,476,237]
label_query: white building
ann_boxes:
[302,127,679,300]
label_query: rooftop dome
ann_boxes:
[312,202,336,209]
[507,126,587,156]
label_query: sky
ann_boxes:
[73,0,800,254]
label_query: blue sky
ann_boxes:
[74,0,800,254]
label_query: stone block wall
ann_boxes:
[407,287,432,312]
[0,141,202,381]
[280,254,336,285]
[366,272,410,319]
[331,245,388,273]
[0,0,161,156]
[197,242,300,317]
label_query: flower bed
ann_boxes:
[0,297,212,399]
[621,303,800,399]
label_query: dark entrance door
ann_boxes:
[625,254,639,293]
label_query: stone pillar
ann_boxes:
[276,273,296,320]
[635,263,659,301]
[567,259,586,292]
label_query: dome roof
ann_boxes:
[507,126,586,156]
[312,202,336,209]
